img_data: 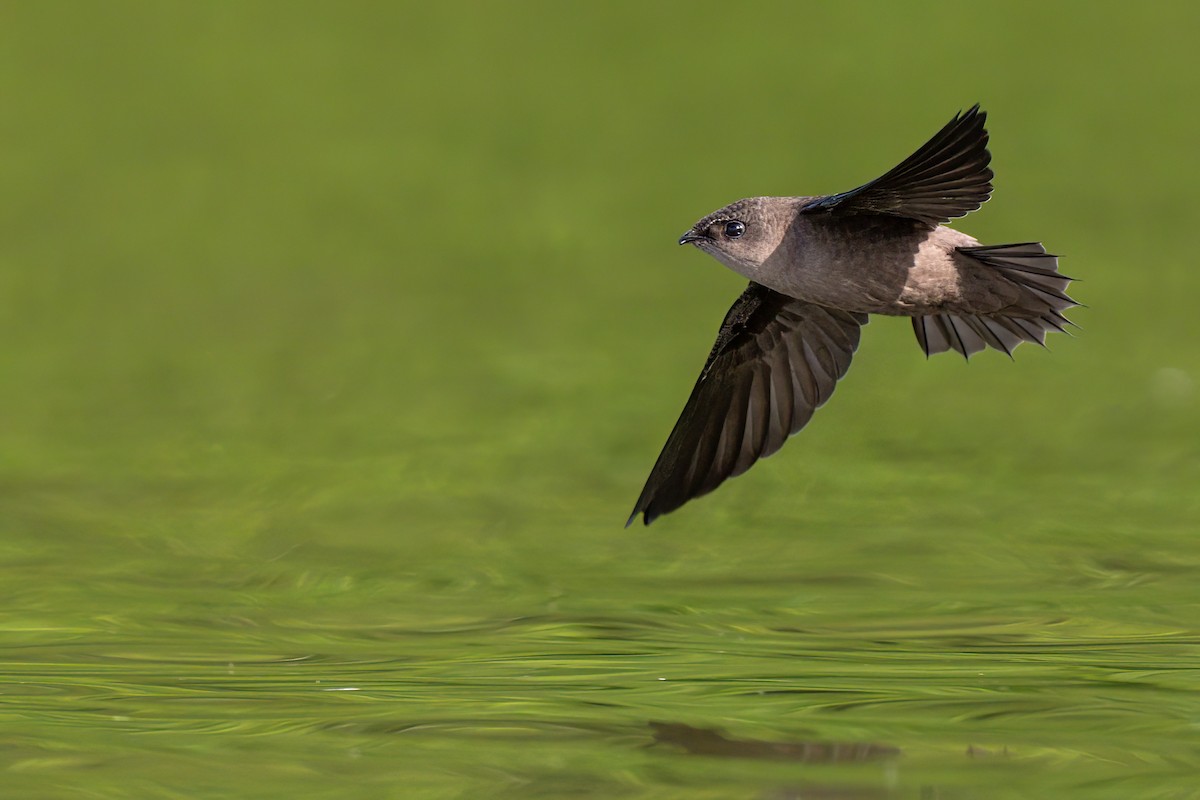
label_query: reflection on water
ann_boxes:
[651,721,900,762]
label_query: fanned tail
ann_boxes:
[913,242,1077,358]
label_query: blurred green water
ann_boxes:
[1,2,1199,798]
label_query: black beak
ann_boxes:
[678,231,705,246]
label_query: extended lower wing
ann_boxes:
[628,283,867,526]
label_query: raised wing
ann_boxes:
[628,283,867,526]
[802,105,993,226]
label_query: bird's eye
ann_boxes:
[723,220,746,239]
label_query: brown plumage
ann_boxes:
[628,105,1077,526]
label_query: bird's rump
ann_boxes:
[912,242,1077,358]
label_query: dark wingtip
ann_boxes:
[803,102,993,225]
[957,103,985,127]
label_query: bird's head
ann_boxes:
[677,197,800,279]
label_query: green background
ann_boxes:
[2,2,1198,798]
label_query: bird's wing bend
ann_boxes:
[628,283,867,526]
[802,105,993,226]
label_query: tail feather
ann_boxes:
[958,313,1019,356]
[912,242,1078,359]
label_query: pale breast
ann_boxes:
[755,216,976,314]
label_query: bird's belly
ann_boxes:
[758,225,982,316]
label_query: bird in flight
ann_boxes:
[628,105,1076,526]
